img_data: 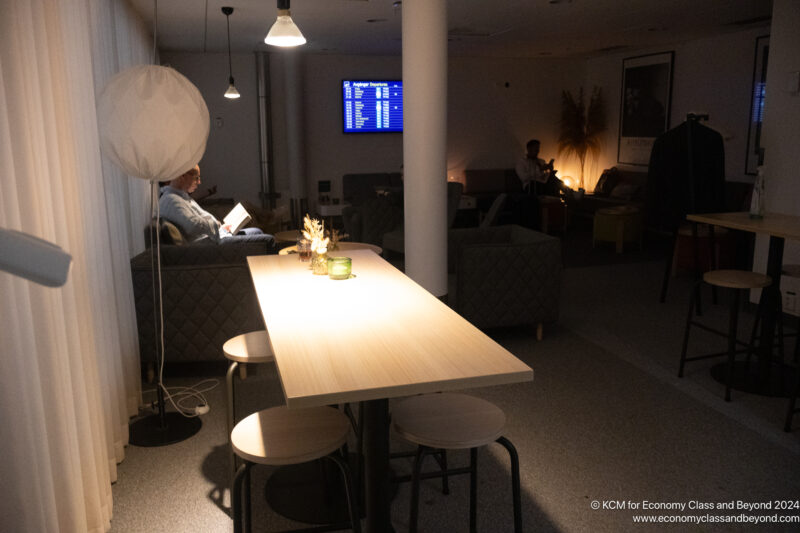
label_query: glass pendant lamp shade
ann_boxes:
[265,0,306,47]
[224,77,240,99]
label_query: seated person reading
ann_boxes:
[159,165,266,243]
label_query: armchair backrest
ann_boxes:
[447,181,463,228]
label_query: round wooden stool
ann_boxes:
[679,270,772,401]
[391,393,522,533]
[231,406,361,533]
[224,330,275,476]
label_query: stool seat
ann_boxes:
[703,270,771,290]
[232,406,350,466]
[223,330,274,363]
[392,393,506,450]
[231,406,360,532]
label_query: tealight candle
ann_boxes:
[327,256,352,280]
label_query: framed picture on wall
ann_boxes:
[617,52,675,166]
[745,35,769,175]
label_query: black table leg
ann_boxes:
[363,399,392,533]
[758,236,784,390]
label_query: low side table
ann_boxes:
[593,205,643,253]
[539,195,567,234]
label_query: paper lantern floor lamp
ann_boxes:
[97,65,210,446]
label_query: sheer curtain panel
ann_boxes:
[0,1,151,531]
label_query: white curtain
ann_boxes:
[0,1,152,531]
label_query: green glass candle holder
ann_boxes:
[327,256,352,280]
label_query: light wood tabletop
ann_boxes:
[685,210,800,399]
[247,249,532,407]
[686,211,800,241]
[248,250,532,532]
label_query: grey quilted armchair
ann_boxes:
[341,195,403,246]
[448,224,561,339]
[131,232,277,367]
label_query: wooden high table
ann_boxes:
[686,211,800,396]
[247,250,533,532]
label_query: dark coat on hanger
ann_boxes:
[646,120,726,231]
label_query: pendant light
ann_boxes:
[264,0,306,47]
[222,6,240,99]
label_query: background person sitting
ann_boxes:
[515,139,555,194]
[159,165,266,243]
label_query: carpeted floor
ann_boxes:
[110,229,800,532]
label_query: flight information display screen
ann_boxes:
[342,80,403,133]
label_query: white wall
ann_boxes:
[447,56,584,183]
[585,26,770,191]
[756,0,800,269]
[294,54,583,206]
[297,54,404,204]
[165,25,779,212]
[160,52,262,205]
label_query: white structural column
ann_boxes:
[402,0,448,296]
[284,51,307,219]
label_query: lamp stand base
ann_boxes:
[129,412,202,447]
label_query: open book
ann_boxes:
[223,203,252,235]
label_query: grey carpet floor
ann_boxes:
[110,259,800,532]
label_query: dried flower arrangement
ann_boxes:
[302,214,329,254]
[328,227,348,251]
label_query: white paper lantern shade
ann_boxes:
[96,65,210,182]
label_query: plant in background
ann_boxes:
[558,86,607,191]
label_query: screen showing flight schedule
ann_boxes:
[342,80,403,133]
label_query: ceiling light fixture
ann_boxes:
[222,7,240,99]
[264,0,306,47]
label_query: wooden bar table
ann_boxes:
[686,211,800,396]
[248,249,533,532]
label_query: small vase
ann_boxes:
[311,251,328,275]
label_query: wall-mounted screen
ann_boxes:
[342,80,403,133]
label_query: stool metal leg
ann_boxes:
[469,448,478,533]
[226,361,239,479]
[785,367,800,432]
[744,296,765,372]
[433,450,450,495]
[659,229,678,303]
[725,290,741,402]
[409,446,431,533]
[243,464,252,533]
[496,437,523,533]
[679,281,701,377]
[232,462,251,533]
[324,452,363,533]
